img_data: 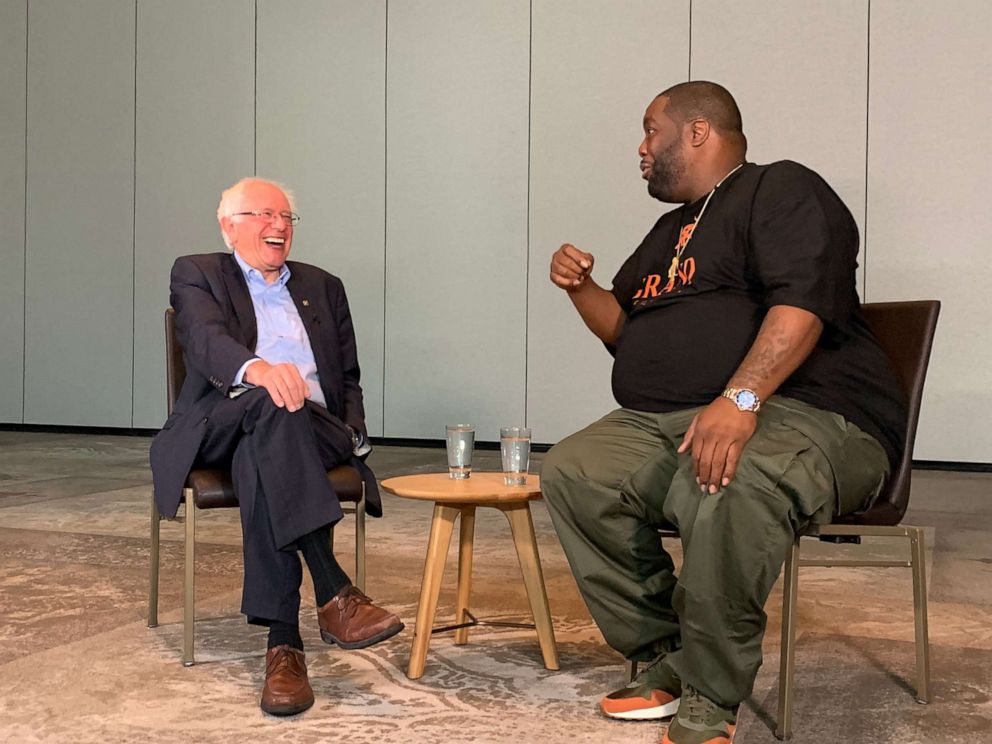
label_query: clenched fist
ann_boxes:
[550,243,595,291]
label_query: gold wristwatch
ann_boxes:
[722,387,761,413]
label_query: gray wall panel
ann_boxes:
[6,0,989,465]
[25,0,134,426]
[385,1,530,441]
[256,0,386,436]
[0,0,26,423]
[527,0,690,444]
[692,0,869,294]
[132,0,255,428]
[867,0,992,462]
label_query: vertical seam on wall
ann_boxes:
[21,0,28,423]
[131,0,138,426]
[253,0,258,175]
[524,0,532,426]
[381,0,388,435]
[688,0,693,80]
[863,0,871,301]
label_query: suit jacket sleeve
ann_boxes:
[170,255,256,396]
[327,277,367,436]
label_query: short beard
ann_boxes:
[646,139,686,203]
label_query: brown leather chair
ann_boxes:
[627,301,940,739]
[775,300,939,739]
[148,308,367,666]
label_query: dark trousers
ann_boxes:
[195,388,354,625]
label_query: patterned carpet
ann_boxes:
[1,433,990,743]
[2,608,648,744]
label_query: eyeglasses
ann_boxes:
[230,210,300,225]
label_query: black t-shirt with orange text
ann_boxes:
[610,160,906,467]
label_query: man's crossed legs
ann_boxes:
[541,397,887,743]
[198,389,403,716]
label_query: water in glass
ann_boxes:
[446,424,474,479]
[500,427,531,486]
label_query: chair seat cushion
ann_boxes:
[830,500,903,527]
[186,469,236,509]
[327,464,364,503]
[184,464,364,509]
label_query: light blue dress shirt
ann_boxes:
[231,251,326,409]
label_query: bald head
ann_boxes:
[638,81,749,203]
[657,81,747,152]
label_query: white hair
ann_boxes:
[217,177,297,249]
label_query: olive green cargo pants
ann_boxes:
[540,396,889,709]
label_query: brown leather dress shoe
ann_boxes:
[260,645,315,716]
[317,585,405,650]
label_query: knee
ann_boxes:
[540,440,584,502]
[690,485,792,540]
[244,389,308,427]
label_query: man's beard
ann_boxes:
[646,139,685,202]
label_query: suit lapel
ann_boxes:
[222,253,258,350]
[287,265,336,406]
[287,268,318,347]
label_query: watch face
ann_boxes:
[735,390,757,410]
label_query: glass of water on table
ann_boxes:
[446,424,475,479]
[500,427,531,486]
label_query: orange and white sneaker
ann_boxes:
[600,657,681,720]
[661,685,738,744]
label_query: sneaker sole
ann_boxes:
[661,722,736,743]
[602,697,680,720]
[320,621,404,650]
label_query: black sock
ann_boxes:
[297,527,351,606]
[268,620,304,651]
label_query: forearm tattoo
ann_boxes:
[732,308,821,396]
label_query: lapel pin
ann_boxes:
[302,299,310,306]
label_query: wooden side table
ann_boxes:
[381,472,560,679]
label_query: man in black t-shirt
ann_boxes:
[540,82,906,744]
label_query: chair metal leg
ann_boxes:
[454,506,476,645]
[776,536,801,740]
[148,496,161,628]
[627,659,638,683]
[182,490,196,667]
[355,485,367,593]
[909,527,932,703]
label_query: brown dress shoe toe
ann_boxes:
[317,585,405,650]
[261,645,315,716]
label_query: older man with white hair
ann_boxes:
[150,177,402,716]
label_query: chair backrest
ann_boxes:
[165,308,186,417]
[848,301,940,526]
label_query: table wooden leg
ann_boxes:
[455,505,476,645]
[501,503,560,670]
[408,502,458,679]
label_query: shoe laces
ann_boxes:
[638,653,666,679]
[340,587,374,620]
[267,648,303,677]
[680,685,723,724]
[631,652,677,689]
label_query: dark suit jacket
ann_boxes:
[149,252,381,519]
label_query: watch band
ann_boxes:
[722,387,761,412]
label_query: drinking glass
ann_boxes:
[446,424,475,479]
[500,426,531,486]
